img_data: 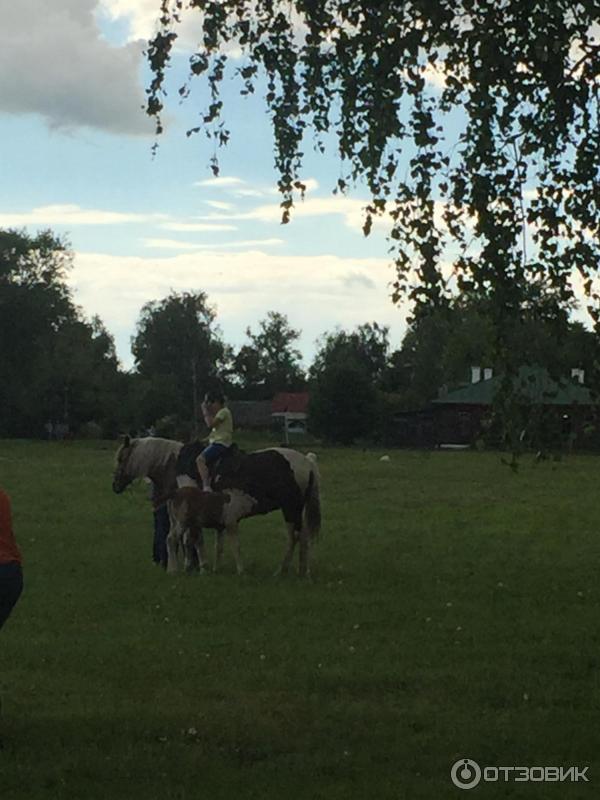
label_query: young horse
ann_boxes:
[167,486,256,575]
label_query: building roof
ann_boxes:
[433,366,595,407]
[271,392,310,414]
[228,400,272,427]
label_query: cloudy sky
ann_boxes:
[0,0,412,370]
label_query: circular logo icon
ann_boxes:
[451,758,482,790]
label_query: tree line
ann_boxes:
[1,228,598,444]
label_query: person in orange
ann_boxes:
[0,489,23,630]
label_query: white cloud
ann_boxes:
[234,188,268,198]
[241,196,370,226]
[0,204,166,227]
[195,176,319,197]
[97,0,162,41]
[194,176,246,188]
[160,221,238,233]
[97,0,223,53]
[205,200,235,211]
[0,0,151,135]
[143,237,284,250]
[68,248,408,368]
[196,194,394,232]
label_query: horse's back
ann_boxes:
[251,447,317,491]
[213,446,315,522]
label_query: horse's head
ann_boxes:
[112,435,136,493]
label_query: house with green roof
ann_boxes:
[431,366,597,448]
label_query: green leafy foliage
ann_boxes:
[0,230,120,436]
[230,311,305,398]
[309,324,387,443]
[146,1,600,451]
[131,291,229,429]
[146,2,600,312]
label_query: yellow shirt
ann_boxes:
[209,407,233,446]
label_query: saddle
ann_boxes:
[176,441,245,485]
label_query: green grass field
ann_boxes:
[1,438,599,799]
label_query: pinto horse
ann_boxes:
[168,447,321,576]
[112,437,321,576]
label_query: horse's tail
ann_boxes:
[303,454,321,540]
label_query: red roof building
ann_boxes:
[271,392,310,416]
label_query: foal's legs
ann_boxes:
[184,526,207,573]
[225,523,244,575]
[275,521,297,577]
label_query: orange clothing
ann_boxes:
[0,489,22,565]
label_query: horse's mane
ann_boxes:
[124,437,183,478]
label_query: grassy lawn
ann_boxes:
[1,438,599,799]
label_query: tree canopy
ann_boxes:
[147,1,600,332]
[234,311,305,398]
[310,322,390,385]
[131,291,228,431]
[0,229,120,436]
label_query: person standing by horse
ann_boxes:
[176,390,234,491]
[0,488,23,631]
[146,478,170,568]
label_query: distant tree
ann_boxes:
[232,311,304,398]
[310,323,390,387]
[131,291,228,431]
[42,316,121,433]
[309,323,386,443]
[0,229,122,436]
[310,356,376,445]
[230,344,263,398]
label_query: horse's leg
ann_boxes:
[274,521,297,577]
[181,520,207,574]
[298,526,311,579]
[166,527,181,574]
[225,523,244,575]
[213,530,225,573]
